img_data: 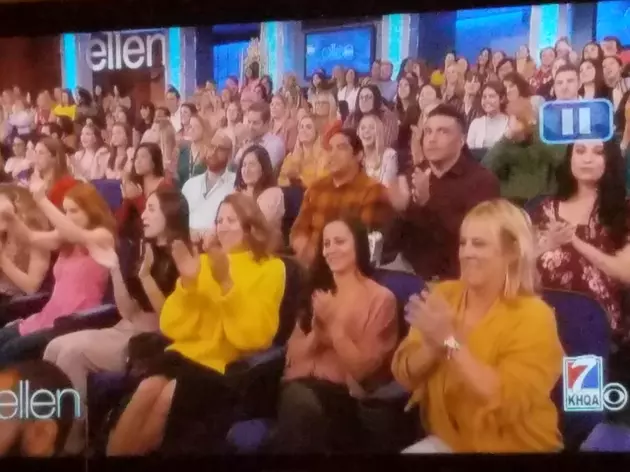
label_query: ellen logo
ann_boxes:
[87,31,165,72]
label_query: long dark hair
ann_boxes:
[353,84,384,121]
[298,218,373,333]
[130,142,165,186]
[234,144,276,199]
[556,139,628,249]
[125,186,190,312]
[578,59,608,99]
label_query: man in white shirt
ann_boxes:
[232,102,286,171]
[181,130,236,240]
[165,86,182,132]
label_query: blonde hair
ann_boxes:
[314,91,338,123]
[461,199,537,299]
[358,114,385,158]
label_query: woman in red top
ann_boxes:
[31,137,78,208]
[530,139,630,336]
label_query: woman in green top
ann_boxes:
[176,115,210,188]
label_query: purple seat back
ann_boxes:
[91,179,123,213]
[542,289,611,446]
[374,269,424,338]
[581,423,630,451]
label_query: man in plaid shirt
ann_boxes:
[290,126,393,265]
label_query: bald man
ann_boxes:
[181,129,236,236]
[0,360,78,457]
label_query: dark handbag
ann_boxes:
[126,332,171,377]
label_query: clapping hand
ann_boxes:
[121,178,142,200]
[171,239,200,283]
[205,235,231,287]
[29,171,46,202]
[541,220,575,253]
[138,243,154,278]
[411,167,431,206]
[404,289,455,348]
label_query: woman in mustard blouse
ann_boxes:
[107,193,286,456]
[392,199,564,453]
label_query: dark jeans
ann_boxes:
[266,378,365,454]
[0,324,58,368]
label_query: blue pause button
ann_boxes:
[539,99,614,145]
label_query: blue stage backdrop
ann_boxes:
[304,26,375,78]
[595,1,630,46]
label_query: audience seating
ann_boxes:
[91,179,123,213]
[227,269,423,454]
[280,185,304,247]
[580,422,630,452]
[542,289,611,450]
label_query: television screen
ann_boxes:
[304,26,374,78]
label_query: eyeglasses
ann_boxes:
[359,95,374,101]
[208,144,231,153]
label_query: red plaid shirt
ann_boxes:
[290,170,393,253]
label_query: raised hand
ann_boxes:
[29,171,47,202]
[138,243,154,278]
[312,290,336,326]
[411,167,431,206]
[540,220,575,253]
[171,239,200,282]
[405,288,455,348]
[205,236,230,286]
[121,178,142,200]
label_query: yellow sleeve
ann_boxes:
[278,152,298,187]
[391,326,425,391]
[475,300,564,429]
[217,257,286,351]
[159,263,207,342]
[391,281,460,391]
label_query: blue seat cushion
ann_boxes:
[227,419,273,453]
[581,422,630,451]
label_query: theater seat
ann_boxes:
[91,179,123,213]
[581,423,630,451]
[542,289,611,450]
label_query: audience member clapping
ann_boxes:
[268,218,397,453]
[393,199,564,453]
[106,192,285,455]
[234,144,285,237]
[530,139,630,335]
[0,179,114,366]
[70,124,109,181]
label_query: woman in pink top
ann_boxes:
[268,218,398,453]
[0,180,115,366]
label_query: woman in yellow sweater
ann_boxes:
[392,199,564,453]
[107,193,286,456]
